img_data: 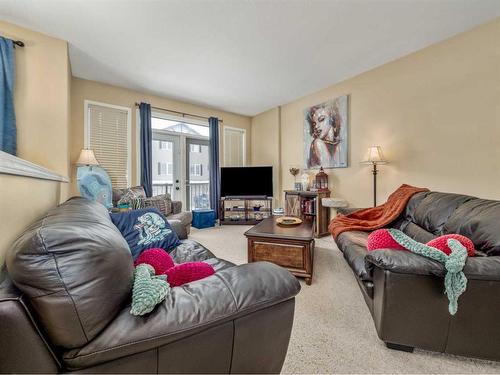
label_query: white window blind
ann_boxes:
[224,127,245,167]
[86,102,130,189]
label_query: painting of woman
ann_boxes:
[304,95,348,169]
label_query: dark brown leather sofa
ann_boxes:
[0,197,300,373]
[336,191,500,361]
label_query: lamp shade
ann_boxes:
[76,149,99,166]
[361,146,387,165]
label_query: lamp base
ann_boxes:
[372,163,378,207]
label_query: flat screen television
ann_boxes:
[220,166,273,197]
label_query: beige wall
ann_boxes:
[251,107,281,206]
[0,20,70,264]
[70,78,251,195]
[252,18,500,208]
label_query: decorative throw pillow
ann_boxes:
[110,208,181,260]
[135,248,175,275]
[367,229,475,257]
[427,234,475,257]
[113,186,147,206]
[143,194,172,216]
[367,229,407,251]
[165,262,215,287]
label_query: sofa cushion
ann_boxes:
[398,221,437,243]
[403,192,475,236]
[444,198,500,256]
[142,194,172,216]
[170,239,235,273]
[6,197,134,349]
[169,211,193,227]
[336,231,371,281]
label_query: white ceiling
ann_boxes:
[1,0,499,116]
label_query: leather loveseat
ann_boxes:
[336,191,500,361]
[0,197,300,373]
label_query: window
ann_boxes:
[190,144,201,153]
[157,162,167,175]
[152,116,209,137]
[148,112,210,210]
[224,127,246,167]
[85,101,131,188]
[159,141,171,150]
[156,162,173,175]
[190,163,203,176]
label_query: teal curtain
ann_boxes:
[0,37,16,155]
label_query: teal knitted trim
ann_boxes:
[387,229,468,315]
[130,264,170,316]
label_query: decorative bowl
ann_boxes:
[276,216,303,226]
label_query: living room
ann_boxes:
[1,1,499,374]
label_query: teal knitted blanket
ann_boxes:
[387,229,468,315]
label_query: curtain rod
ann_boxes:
[1,36,24,48]
[134,102,223,123]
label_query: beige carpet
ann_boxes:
[190,225,500,374]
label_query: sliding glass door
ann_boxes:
[186,138,210,210]
[151,114,210,210]
[151,133,181,200]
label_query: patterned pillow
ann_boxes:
[129,197,146,210]
[110,208,181,259]
[143,194,172,216]
[113,186,147,206]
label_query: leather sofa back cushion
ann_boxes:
[6,197,134,349]
[408,192,474,235]
[400,192,500,256]
[444,199,500,256]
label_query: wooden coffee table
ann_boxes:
[244,217,315,285]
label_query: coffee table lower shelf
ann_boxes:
[246,235,315,285]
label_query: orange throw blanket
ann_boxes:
[329,184,429,239]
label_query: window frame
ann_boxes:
[84,100,132,187]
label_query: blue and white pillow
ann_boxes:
[110,208,181,259]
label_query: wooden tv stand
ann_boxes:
[219,197,273,225]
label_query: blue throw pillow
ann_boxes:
[110,208,181,259]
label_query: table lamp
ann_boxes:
[76,149,99,169]
[361,146,387,207]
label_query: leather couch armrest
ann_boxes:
[365,249,445,277]
[168,219,188,240]
[366,251,500,281]
[63,262,300,370]
[463,256,500,281]
[171,201,182,214]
